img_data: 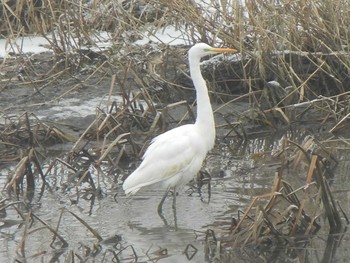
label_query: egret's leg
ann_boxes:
[172,187,178,230]
[157,190,169,215]
[158,208,169,227]
[172,187,177,210]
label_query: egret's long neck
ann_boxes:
[189,55,215,149]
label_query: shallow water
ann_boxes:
[1,127,350,262]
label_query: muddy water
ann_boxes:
[1,128,350,262]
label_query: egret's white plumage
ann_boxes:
[123,43,237,196]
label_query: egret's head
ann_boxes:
[189,43,238,59]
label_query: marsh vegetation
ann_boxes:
[1,0,350,262]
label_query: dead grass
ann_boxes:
[1,1,350,262]
[3,0,350,122]
[206,137,347,262]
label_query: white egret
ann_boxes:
[123,43,238,214]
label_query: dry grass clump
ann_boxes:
[1,0,168,75]
[0,112,79,201]
[0,112,76,162]
[177,135,349,263]
[209,137,347,263]
[165,0,350,97]
[1,0,155,35]
[1,0,57,35]
[246,84,350,129]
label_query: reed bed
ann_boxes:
[3,0,350,93]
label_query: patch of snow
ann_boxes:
[0,32,113,58]
[0,36,51,58]
[134,25,189,46]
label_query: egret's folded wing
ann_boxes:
[123,125,204,194]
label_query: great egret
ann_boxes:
[123,43,238,214]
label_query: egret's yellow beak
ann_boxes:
[210,47,238,53]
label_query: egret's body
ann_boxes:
[123,124,209,195]
[123,43,237,204]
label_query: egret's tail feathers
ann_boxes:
[122,177,140,195]
[123,186,141,195]
[122,171,162,196]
